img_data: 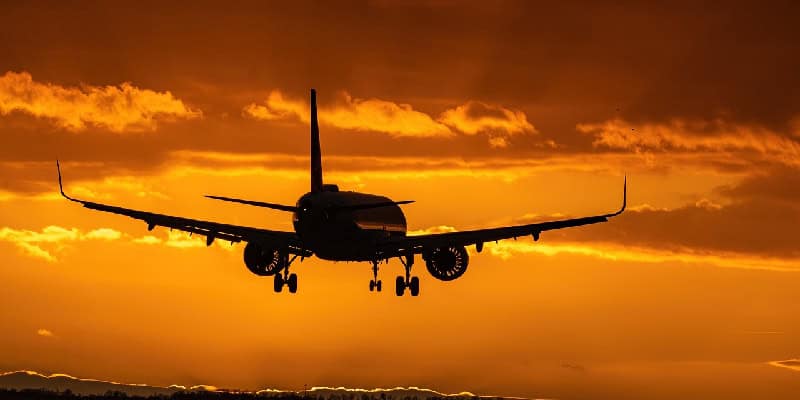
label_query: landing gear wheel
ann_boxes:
[273,274,284,293]
[369,260,382,293]
[395,276,406,296]
[287,273,298,293]
[409,276,420,296]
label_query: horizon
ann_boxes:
[0,370,514,398]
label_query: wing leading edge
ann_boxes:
[379,177,627,257]
[56,161,306,254]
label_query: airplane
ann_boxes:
[56,89,626,296]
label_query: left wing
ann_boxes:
[378,177,626,257]
[57,162,307,255]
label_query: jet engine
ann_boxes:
[424,245,469,281]
[243,242,283,276]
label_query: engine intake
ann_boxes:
[243,242,283,276]
[424,245,469,281]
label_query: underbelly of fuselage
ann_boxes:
[300,225,406,261]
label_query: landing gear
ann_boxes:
[369,260,382,292]
[273,253,298,294]
[287,273,298,293]
[395,253,420,296]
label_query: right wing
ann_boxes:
[378,177,626,257]
[57,162,308,255]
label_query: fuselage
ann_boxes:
[292,184,407,261]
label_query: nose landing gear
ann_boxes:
[395,254,419,296]
[369,260,382,292]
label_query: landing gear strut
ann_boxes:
[273,253,298,294]
[369,260,382,292]
[396,253,419,297]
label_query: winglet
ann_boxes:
[604,175,626,217]
[56,160,78,202]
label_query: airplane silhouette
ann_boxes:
[57,89,625,296]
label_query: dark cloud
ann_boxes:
[1,1,799,161]
[542,173,800,258]
[717,168,800,205]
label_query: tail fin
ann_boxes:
[310,89,323,193]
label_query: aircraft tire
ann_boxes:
[376,280,382,292]
[409,276,420,297]
[395,276,405,296]
[274,274,284,293]
[288,273,298,293]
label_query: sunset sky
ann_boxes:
[1,1,800,399]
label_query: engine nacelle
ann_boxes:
[243,242,283,276]
[424,245,469,281]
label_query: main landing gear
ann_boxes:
[273,254,298,294]
[369,260,382,292]
[396,254,419,297]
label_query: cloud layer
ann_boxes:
[244,90,533,146]
[0,226,122,261]
[0,225,233,261]
[578,118,800,167]
[0,71,200,132]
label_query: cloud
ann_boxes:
[241,90,305,122]
[439,100,536,146]
[244,90,536,146]
[133,235,162,245]
[768,359,800,372]
[0,226,123,262]
[496,177,800,262]
[408,225,458,236]
[717,167,800,205]
[0,71,201,132]
[244,90,452,138]
[134,231,235,251]
[577,118,800,167]
[36,328,54,338]
[0,371,485,398]
[0,223,242,261]
[84,228,123,240]
[485,240,800,272]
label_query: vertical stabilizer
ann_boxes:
[310,89,323,192]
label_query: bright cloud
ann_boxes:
[36,328,54,338]
[135,230,236,251]
[0,225,239,261]
[768,359,800,372]
[244,90,452,138]
[243,90,536,146]
[0,226,123,262]
[438,101,536,146]
[578,118,800,167]
[0,71,201,132]
[485,240,800,272]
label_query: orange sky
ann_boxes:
[1,1,800,399]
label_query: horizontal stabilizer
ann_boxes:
[205,195,298,212]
